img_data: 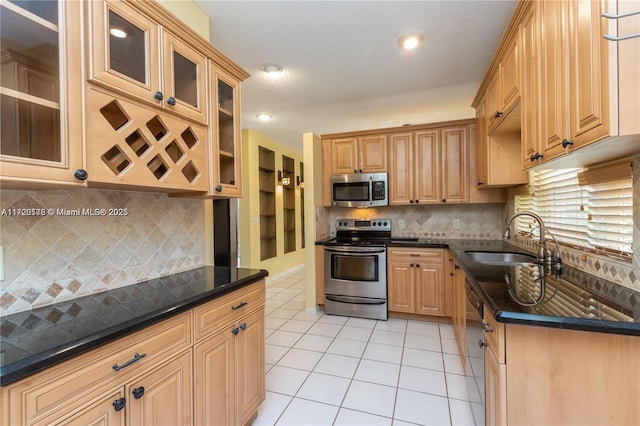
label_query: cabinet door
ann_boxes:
[387,260,415,313]
[126,351,192,426]
[235,309,266,424]
[211,66,242,196]
[475,99,489,186]
[500,37,519,114]
[89,0,160,103]
[162,30,208,123]
[329,138,358,174]
[194,327,235,425]
[414,130,440,204]
[520,3,540,170]
[486,70,501,128]
[388,132,413,205]
[568,0,610,148]
[440,127,469,204]
[358,134,387,172]
[56,388,126,426]
[485,349,507,426]
[415,263,445,316]
[0,0,83,185]
[539,0,569,163]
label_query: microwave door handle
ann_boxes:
[369,177,373,205]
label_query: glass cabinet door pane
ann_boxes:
[218,79,235,185]
[1,2,61,162]
[6,0,57,24]
[174,51,198,107]
[108,10,146,84]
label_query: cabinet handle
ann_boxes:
[167,96,176,105]
[154,91,164,101]
[132,387,145,399]
[113,398,126,412]
[454,264,460,270]
[479,340,488,349]
[74,169,88,181]
[354,169,358,173]
[477,181,483,186]
[231,301,247,310]
[494,111,502,119]
[415,200,419,204]
[415,264,420,268]
[410,263,414,267]
[561,139,574,148]
[530,152,544,162]
[215,185,223,192]
[239,323,247,331]
[409,200,414,204]
[450,272,455,277]
[231,327,240,335]
[359,169,363,173]
[113,353,146,371]
[442,199,447,203]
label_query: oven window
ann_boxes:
[333,182,370,202]
[331,254,378,281]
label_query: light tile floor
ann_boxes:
[254,269,483,426]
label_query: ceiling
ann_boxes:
[195,1,519,150]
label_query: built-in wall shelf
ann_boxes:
[258,146,276,261]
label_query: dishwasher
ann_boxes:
[465,280,485,425]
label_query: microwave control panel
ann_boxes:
[372,181,386,200]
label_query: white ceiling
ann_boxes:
[195,1,519,150]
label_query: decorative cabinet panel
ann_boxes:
[88,0,208,124]
[387,248,445,316]
[0,0,84,186]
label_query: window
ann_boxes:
[514,167,633,257]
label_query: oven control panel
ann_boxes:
[335,218,391,231]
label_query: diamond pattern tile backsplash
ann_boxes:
[0,189,206,315]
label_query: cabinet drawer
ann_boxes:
[388,248,444,262]
[194,281,265,341]
[3,312,192,425]
[483,309,505,363]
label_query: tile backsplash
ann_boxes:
[0,189,205,315]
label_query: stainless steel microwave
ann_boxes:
[330,173,388,208]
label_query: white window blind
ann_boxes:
[531,169,589,247]
[586,179,633,255]
[514,168,633,257]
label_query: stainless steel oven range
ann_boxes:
[324,218,391,320]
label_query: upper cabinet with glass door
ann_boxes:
[88,0,207,124]
[210,66,242,197]
[0,0,84,186]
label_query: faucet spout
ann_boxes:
[503,211,547,261]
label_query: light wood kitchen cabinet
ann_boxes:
[209,66,243,197]
[487,37,519,133]
[519,2,540,170]
[389,124,469,205]
[0,0,85,187]
[481,305,640,425]
[325,134,387,175]
[193,280,265,426]
[88,0,207,124]
[388,248,445,316]
[450,260,467,369]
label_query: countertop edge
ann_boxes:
[0,269,268,386]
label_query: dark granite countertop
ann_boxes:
[0,266,268,386]
[318,237,640,336]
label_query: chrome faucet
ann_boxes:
[503,211,551,263]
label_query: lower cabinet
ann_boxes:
[1,280,266,426]
[194,307,265,425]
[388,248,445,316]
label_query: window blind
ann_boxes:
[586,179,633,255]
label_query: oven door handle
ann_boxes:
[325,295,387,305]
[324,247,386,254]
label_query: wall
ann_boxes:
[157,0,209,40]
[238,130,305,276]
[0,189,206,316]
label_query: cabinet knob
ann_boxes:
[442,199,447,203]
[415,264,420,268]
[479,340,488,349]
[167,96,176,106]
[409,200,414,204]
[410,263,414,267]
[530,152,544,162]
[477,181,483,186]
[562,139,574,148]
[494,111,502,119]
[239,323,247,331]
[359,169,363,173]
[231,327,239,335]
[74,169,88,181]
[113,398,126,412]
[415,200,419,204]
[132,387,145,399]
[354,169,358,173]
[154,91,164,101]
[215,185,223,192]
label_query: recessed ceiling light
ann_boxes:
[259,63,283,74]
[109,27,128,39]
[257,113,272,121]
[397,33,424,50]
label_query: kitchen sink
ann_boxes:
[465,251,538,266]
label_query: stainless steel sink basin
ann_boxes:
[465,251,538,266]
